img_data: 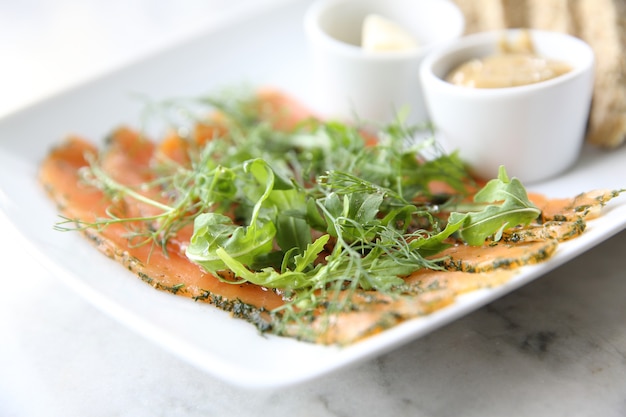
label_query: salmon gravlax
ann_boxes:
[39,88,623,345]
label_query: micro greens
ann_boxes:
[59,89,541,328]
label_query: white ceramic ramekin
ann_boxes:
[304,0,465,126]
[420,29,595,183]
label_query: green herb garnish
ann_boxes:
[59,89,540,331]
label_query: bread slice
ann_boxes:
[571,0,626,147]
[453,0,506,33]
[501,0,529,29]
[452,0,626,148]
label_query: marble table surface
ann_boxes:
[1,1,625,416]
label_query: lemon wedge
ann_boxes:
[361,14,419,52]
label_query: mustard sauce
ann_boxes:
[446,31,572,88]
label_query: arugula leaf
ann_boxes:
[243,158,311,252]
[320,191,384,243]
[185,212,276,273]
[408,214,465,256]
[212,235,330,289]
[454,166,541,246]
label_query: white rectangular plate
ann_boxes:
[1,0,625,389]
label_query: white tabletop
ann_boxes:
[1,1,626,416]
